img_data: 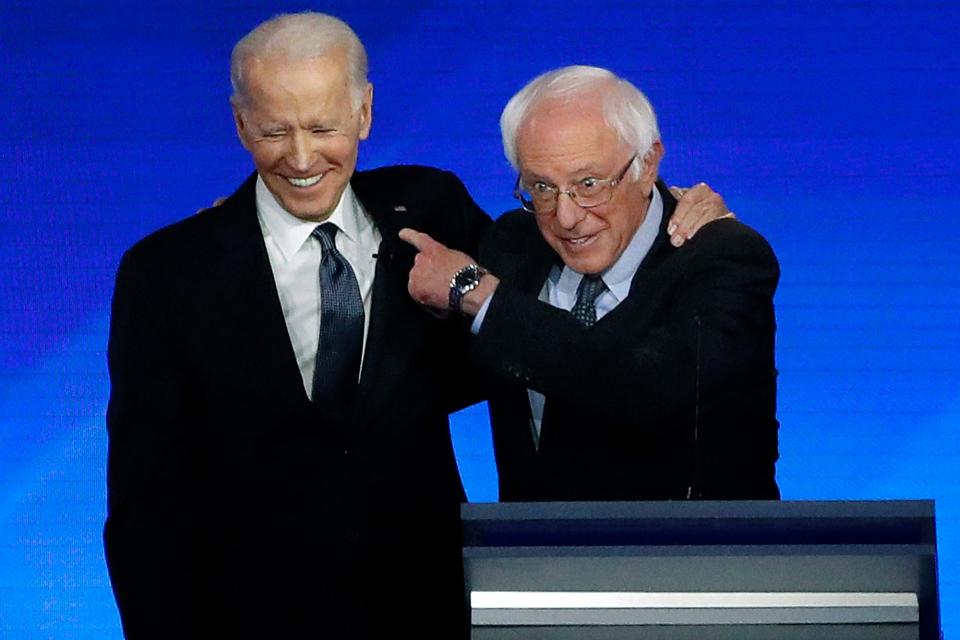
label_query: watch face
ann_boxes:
[456,267,478,288]
[450,264,484,311]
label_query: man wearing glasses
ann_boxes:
[401,65,780,501]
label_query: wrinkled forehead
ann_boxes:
[240,54,356,112]
[247,49,349,83]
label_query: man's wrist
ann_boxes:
[460,274,499,317]
[448,263,487,313]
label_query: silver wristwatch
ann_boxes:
[449,264,488,313]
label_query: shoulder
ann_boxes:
[654,218,781,296]
[484,208,540,250]
[354,164,490,252]
[475,208,549,273]
[684,218,778,270]
[127,208,214,257]
[353,164,468,201]
[352,164,481,220]
[120,176,256,277]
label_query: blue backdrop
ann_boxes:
[1,1,958,636]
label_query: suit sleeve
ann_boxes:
[104,248,202,636]
[469,221,779,434]
[432,170,495,413]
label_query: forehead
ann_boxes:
[242,52,354,118]
[516,97,625,174]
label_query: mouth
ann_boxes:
[562,233,598,248]
[285,172,325,188]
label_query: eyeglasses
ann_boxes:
[513,154,638,214]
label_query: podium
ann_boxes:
[461,501,940,639]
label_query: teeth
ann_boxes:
[286,173,324,187]
[568,236,591,245]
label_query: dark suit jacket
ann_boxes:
[472,182,780,502]
[105,166,490,637]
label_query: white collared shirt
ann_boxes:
[255,176,382,399]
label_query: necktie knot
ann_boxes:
[570,275,607,328]
[312,222,339,251]
[577,275,606,305]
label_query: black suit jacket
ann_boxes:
[472,182,780,501]
[105,166,490,637]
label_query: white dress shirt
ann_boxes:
[472,187,664,444]
[255,176,382,399]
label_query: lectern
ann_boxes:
[461,501,940,639]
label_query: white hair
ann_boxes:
[500,65,660,180]
[230,12,368,109]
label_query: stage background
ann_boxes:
[1,1,957,636]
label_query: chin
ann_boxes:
[282,194,338,220]
[561,252,611,276]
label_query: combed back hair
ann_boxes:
[500,65,660,180]
[231,12,368,109]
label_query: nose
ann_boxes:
[286,131,314,172]
[554,192,586,230]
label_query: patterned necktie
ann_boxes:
[570,275,607,328]
[311,222,364,411]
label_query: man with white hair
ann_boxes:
[403,65,780,502]
[105,12,491,637]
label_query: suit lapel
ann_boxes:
[213,174,314,412]
[512,215,561,297]
[629,180,677,295]
[349,171,426,428]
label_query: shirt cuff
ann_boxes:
[470,294,494,335]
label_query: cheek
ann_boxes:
[250,146,282,170]
[322,138,361,165]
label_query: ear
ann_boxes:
[642,140,665,182]
[636,140,664,195]
[232,101,252,151]
[358,83,373,140]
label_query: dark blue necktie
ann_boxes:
[570,275,607,328]
[311,223,364,411]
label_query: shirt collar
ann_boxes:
[255,175,369,260]
[556,185,663,302]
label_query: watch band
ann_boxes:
[449,263,488,313]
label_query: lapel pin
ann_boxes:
[393,205,407,212]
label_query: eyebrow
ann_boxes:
[523,164,603,184]
[254,120,286,131]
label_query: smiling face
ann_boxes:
[233,50,372,220]
[516,95,663,275]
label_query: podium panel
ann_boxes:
[462,501,940,640]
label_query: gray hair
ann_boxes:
[230,12,368,109]
[500,65,660,179]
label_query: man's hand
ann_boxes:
[398,228,499,317]
[667,183,736,247]
[195,197,227,215]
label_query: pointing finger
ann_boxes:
[398,228,437,252]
